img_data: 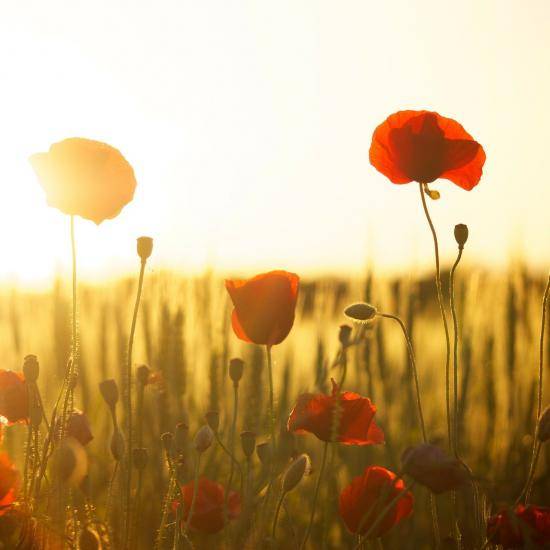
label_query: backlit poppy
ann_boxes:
[173,477,241,534]
[401,444,469,494]
[225,270,299,346]
[0,370,28,425]
[339,466,413,538]
[487,505,550,548]
[29,138,137,224]
[369,110,485,190]
[0,453,19,516]
[287,379,384,445]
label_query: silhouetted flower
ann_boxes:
[0,370,28,425]
[339,466,413,538]
[369,110,485,190]
[67,410,94,446]
[287,379,384,445]
[30,138,137,224]
[401,444,469,494]
[225,270,299,346]
[174,478,241,533]
[0,453,19,516]
[487,505,550,548]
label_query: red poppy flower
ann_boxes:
[287,379,384,445]
[487,505,550,548]
[0,453,19,516]
[225,270,299,346]
[30,138,137,224]
[66,410,94,446]
[0,370,28,425]
[173,478,241,534]
[401,444,469,494]
[369,110,485,190]
[339,466,413,538]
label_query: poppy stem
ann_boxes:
[183,452,201,535]
[271,490,286,542]
[266,345,277,453]
[418,183,452,450]
[123,256,147,549]
[378,313,427,442]
[224,382,240,531]
[300,440,329,550]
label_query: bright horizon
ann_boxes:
[1,1,549,286]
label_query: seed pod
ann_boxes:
[137,236,153,261]
[344,302,378,323]
[50,437,88,486]
[99,379,119,408]
[79,527,102,550]
[161,432,174,454]
[229,358,244,385]
[22,355,39,383]
[110,429,125,461]
[282,453,312,493]
[133,448,149,470]
[537,405,550,443]
[205,411,220,432]
[256,441,272,465]
[454,224,469,249]
[194,425,214,453]
[338,324,353,347]
[136,364,151,386]
[240,431,256,458]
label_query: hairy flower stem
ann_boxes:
[418,183,452,448]
[182,453,201,536]
[123,257,147,549]
[224,383,239,528]
[378,313,427,442]
[156,453,177,550]
[300,441,329,550]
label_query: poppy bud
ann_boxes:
[110,429,125,461]
[174,422,189,454]
[194,426,214,453]
[401,443,469,494]
[136,364,151,386]
[454,224,469,249]
[229,358,244,385]
[67,410,93,446]
[240,431,256,458]
[133,447,148,470]
[22,355,39,383]
[282,453,312,493]
[99,379,119,408]
[537,405,550,443]
[256,441,272,465]
[50,437,88,486]
[79,527,101,550]
[338,324,353,347]
[344,302,378,323]
[30,402,43,428]
[161,432,174,454]
[137,236,153,262]
[205,411,220,432]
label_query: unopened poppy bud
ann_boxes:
[137,236,153,261]
[110,429,125,461]
[537,405,550,443]
[454,224,469,249]
[256,441,272,465]
[338,324,353,347]
[344,302,378,323]
[67,410,93,446]
[99,379,119,408]
[161,432,174,454]
[194,425,214,453]
[79,527,101,550]
[205,410,220,432]
[133,447,148,470]
[174,422,189,454]
[282,453,312,493]
[240,431,256,458]
[22,355,39,383]
[229,358,244,385]
[136,364,151,386]
[50,437,88,486]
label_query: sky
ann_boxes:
[0,0,549,285]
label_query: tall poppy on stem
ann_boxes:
[369,110,486,456]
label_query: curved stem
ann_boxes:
[224,384,239,526]
[536,275,550,421]
[378,313,427,442]
[300,441,329,550]
[183,453,201,535]
[271,490,286,542]
[124,258,147,549]
[215,432,243,488]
